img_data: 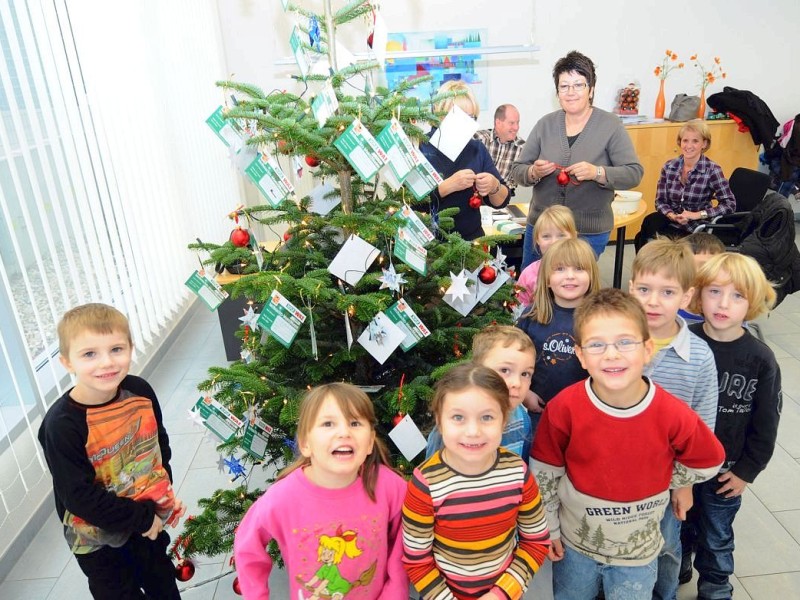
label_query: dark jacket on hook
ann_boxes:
[707,87,779,147]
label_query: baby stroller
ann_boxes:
[761,113,800,200]
[703,190,800,308]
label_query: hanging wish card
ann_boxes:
[185,270,228,311]
[385,299,431,351]
[375,118,417,182]
[290,26,311,78]
[443,269,480,317]
[399,204,435,247]
[328,234,380,286]
[333,119,387,182]
[428,104,480,162]
[192,396,243,442]
[357,311,406,365]
[311,83,339,128]
[256,289,307,348]
[308,182,341,216]
[404,148,444,201]
[388,414,428,461]
[393,228,427,276]
[244,153,295,207]
[241,417,273,460]
[206,106,243,147]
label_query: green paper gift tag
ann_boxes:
[242,418,273,460]
[244,153,294,207]
[333,119,388,182]
[375,118,418,182]
[385,299,431,351]
[185,270,228,311]
[393,228,427,276]
[256,289,307,348]
[192,396,243,442]
[403,148,443,201]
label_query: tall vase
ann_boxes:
[654,79,666,119]
[697,88,706,119]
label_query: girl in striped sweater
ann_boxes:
[402,363,551,600]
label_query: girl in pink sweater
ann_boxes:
[234,383,408,599]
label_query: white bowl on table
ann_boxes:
[612,190,642,215]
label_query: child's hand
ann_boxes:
[672,486,693,520]
[523,390,545,413]
[142,514,163,540]
[165,498,186,528]
[716,472,748,498]
[548,538,565,562]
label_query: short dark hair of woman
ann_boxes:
[552,50,597,92]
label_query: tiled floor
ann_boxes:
[3,242,800,599]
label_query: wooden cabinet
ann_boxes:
[615,120,759,239]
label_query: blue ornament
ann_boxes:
[283,437,298,454]
[224,456,247,481]
[309,16,321,51]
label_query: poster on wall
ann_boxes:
[383,29,489,111]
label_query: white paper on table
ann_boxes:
[308,182,341,215]
[428,105,479,162]
[388,415,428,461]
[357,312,406,365]
[328,234,380,286]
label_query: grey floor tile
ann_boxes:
[5,517,72,581]
[731,489,800,577]
[777,356,800,395]
[774,509,800,545]
[167,431,205,490]
[777,396,800,459]
[0,578,57,599]
[46,558,91,600]
[739,571,800,599]
[749,444,800,511]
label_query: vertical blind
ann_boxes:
[0,0,240,549]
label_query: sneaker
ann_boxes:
[678,552,693,584]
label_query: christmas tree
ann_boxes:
[177,0,517,566]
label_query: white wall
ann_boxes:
[216,0,799,139]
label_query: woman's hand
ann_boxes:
[566,161,599,182]
[529,159,556,181]
[445,169,476,192]
[475,172,499,196]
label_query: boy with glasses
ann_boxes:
[629,238,719,600]
[531,288,723,600]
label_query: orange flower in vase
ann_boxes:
[653,49,684,119]
[693,55,727,118]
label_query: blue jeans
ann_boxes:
[694,478,742,599]
[521,223,610,271]
[552,543,658,600]
[653,505,682,600]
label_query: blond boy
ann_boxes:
[426,325,535,459]
[38,303,184,599]
[629,239,719,600]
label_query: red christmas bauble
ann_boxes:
[468,193,482,209]
[478,265,497,284]
[276,139,289,155]
[230,228,250,248]
[367,32,374,48]
[232,576,242,595]
[283,231,292,242]
[392,412,404,427]
[305,155,320,167]
[556,169,570,186]
[175,559,195,582]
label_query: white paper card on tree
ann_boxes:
[333,119,388,182]
[443,270,480,317]
[328,234,380,286]
[428,104,480,162]
[399,204,435,247]
[311,83,339,128]
[244,154,295,207]
[385,299,431,351]
[379,164,403,191]
[393,228,427,276]
[308,182,341,215]
[371,10,389,69]
[375,118,417,181]
[241,418,273,460]
[256,290,307,349]
[185,271,228,311]
[192,396,243,442]
[357,311,406,365]
[290,26,310,78]
[475,266,511,303]
[388,414,428,461]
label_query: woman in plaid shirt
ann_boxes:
[635,119,735,252]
